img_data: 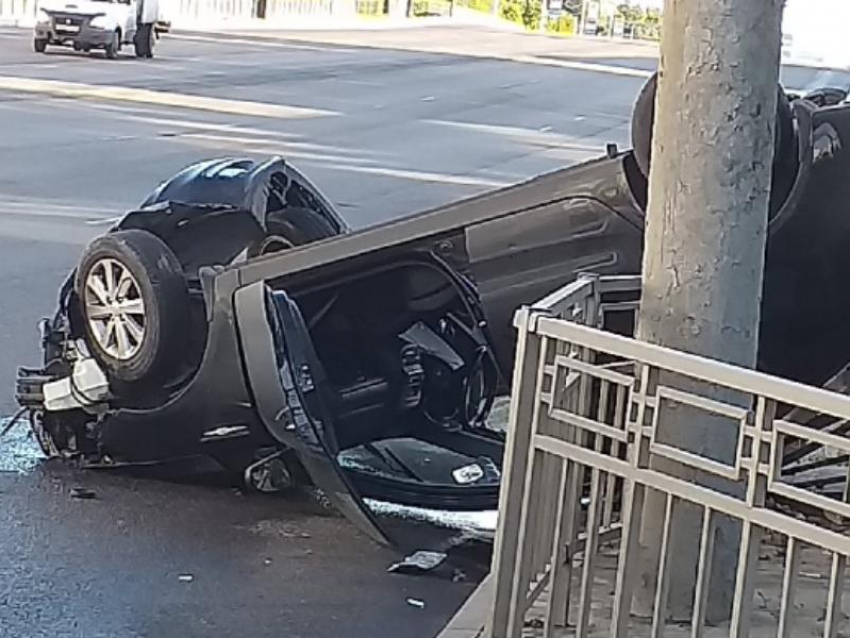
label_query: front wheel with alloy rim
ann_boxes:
[75,230,189,387]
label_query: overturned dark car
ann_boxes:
[15,77,850,543]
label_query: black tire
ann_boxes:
[630,72,793,179]
[134,23,154,58]
[33,39,47,53]
[248,207,339,257]
[74,230,189,387]
[104,31,119,59]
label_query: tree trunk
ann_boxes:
[632,0,784,624]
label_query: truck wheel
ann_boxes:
[104,31,119,59]
[134,23,154,58]
[33,39,47,53]
[75,230,190,387]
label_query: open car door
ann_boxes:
[235,282,391,545]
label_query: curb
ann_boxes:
[437,574,492,638]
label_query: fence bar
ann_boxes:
[777,536,802,638]
[506,334,553,637]
[489,309,544,638]
[690,507,717,638]
[650,494,676,638]
[729,520,762,638]
[824,553,846,638]
[576,465,604,637]
[544,459,571,636]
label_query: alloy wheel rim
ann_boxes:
[83,258,146,360]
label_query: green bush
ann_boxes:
[499,0,521,23]
[521,0,541,30]
[411,0,451,14]
[500,0,540,30]
[456,0,494,12]
[545,13,575,35]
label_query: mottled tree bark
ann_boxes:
[633,0,784,623]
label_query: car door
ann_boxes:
[234,281,391,546]
[120,0,137,41]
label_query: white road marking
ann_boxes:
[85,216,123,225]
[519,55,653,78]
[0,200,120,221]
[318,163,509,188]
[0,75,339,119]
[168,33,354,53]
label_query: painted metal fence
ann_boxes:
[489,274,850,638]
[0,0,346,26]
[0,0,36,23]
[170,0,254,22]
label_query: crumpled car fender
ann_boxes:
[114,157,349,273]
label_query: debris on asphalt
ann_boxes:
[264,558,272,566]
[406,598,426,609]
[178,574,194,583]
[248,520,312,539]
[388,551,447,574]
[69,487,97,500]
[452,463,484,485]
[0,415,44,475]
[0,408,27,439]
[452,569,467,583]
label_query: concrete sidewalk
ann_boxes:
[438,541,849,638]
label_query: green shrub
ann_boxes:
[500,0,540,30]
[545,13,575,35]
[500,0,521,23]
[411,0,451,14]
[521,0,540,30]
[456,0,494,12]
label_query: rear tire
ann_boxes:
[75,230,190,387]
[248,207,339,257]
[33,39,47,53]
[134,23,154,58]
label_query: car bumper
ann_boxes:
[34,24,114,46]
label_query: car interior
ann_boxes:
[269,258,504,507]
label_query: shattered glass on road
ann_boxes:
[0,416,44,474]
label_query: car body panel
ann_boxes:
[117,157,349,273]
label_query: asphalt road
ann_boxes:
[1,23,849,638]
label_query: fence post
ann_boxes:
[488,307,544,638]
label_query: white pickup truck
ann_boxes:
[33,0,160,59]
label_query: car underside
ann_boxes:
[14,75,850,543]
